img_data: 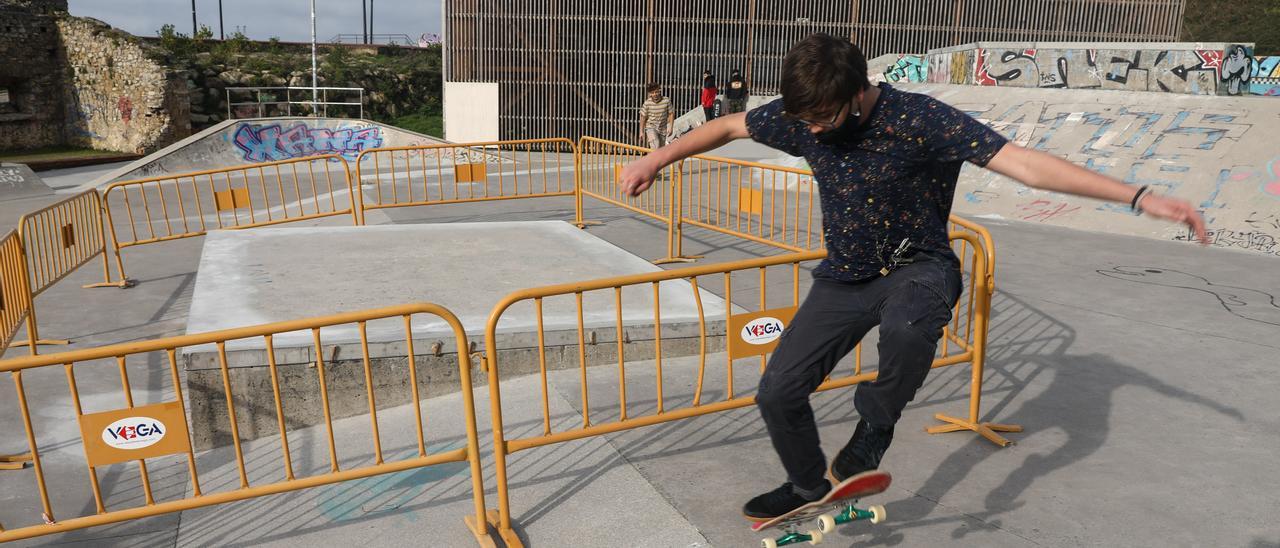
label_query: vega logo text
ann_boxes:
[741,317,785,345]
[101,416,166,450]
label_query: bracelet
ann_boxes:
[1130,185,1151,215]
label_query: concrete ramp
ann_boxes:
[744,85,1280,257]
[0,163,54,201]
[81,117,447,190]
[895,83,1280,257]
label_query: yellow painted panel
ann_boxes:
[78,401,192,467]
[727,307,796,360]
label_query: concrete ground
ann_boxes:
[0,166,1277,548]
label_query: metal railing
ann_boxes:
[10,191,133,352]
[226,87,364,119]
[356,139,577,222]
[0,303,494,545]
[102,155,358,281]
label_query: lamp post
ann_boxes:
[311,0,318,110]
[191,0,197,36]
[218,0,224,40]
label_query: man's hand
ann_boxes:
[1140,193,1209,245]
[619,156,660,197]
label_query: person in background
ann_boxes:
[701,70,719,122]
[639,82,675,150]
[726,69,750,114]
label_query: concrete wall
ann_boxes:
[0,1,190,153]
[444,81,498,142]
[0,1,68,150]
[925,42,1269,97]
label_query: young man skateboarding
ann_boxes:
[618,33,1207,520]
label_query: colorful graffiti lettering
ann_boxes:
[883,55,929,83]
[1250,56,1280,96]
[231,123,384,162]
[961,46,1268,96]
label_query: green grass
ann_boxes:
[0,146,126,164]
[390,112,443,138]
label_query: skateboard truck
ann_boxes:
[760,502,886,547]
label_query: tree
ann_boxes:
[1181,0,1280,55]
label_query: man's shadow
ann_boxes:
[858,290,1244,543]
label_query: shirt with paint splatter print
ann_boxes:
[746,83,1007,281]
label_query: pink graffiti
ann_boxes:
[231,122,384,162]
[117,97,133,123]
[1265,158,1280,198]
[1018,199,1081,222]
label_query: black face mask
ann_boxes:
[815,109,862,144]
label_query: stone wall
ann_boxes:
[0,1,67,150]
[924,42,1274,97]
[0,0,189,153]
[57,17,191,153]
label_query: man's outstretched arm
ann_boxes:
[620,112,750,197]
[985,143,1209,244]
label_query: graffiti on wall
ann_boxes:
[883,55,929,83]
[230,122,384,163]
[927,51,973,85]
[1251,56,1280,96]
[955,45,1267,96]
[972,47,1245,95]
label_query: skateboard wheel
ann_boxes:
[762,538,779,548]
[869,505,887,524]
[806,529,824,544]
[816,514,836,534]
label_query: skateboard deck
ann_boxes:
[750,470,891,547]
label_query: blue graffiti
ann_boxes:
[231,122,384,162]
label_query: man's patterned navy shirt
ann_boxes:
[746,83,1008,281]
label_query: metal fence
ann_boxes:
[226,87,365,119]
[0,303,494,545]
[444,0,1186,141]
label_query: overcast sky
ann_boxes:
[67,0,442,43]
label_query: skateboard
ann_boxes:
[749,470,891,547]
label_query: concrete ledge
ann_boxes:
[185,333,727,451]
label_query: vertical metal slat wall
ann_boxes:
[446,0,1186,142]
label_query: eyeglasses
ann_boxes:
[784,98,855,129]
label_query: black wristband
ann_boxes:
[1130,185,1150,214]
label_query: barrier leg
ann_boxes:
[0,452,33,471]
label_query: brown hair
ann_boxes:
[780,33,869,118]
[645,82,662,93]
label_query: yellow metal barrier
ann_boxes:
[102,155,358,277]
[0,303,496,546]
[678,152,825,254]
[13,190,131,350]
[0,231,36,470]
[575,137,692,264]
[480,231,1014,546]
[356,139,577,224]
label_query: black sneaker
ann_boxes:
[830,419,895,483]
[742,481,831,520]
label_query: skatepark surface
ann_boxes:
[0,83,1277,547]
